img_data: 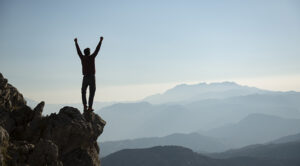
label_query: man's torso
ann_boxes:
[81,55,96,75]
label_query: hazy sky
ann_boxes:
[1,0,300,103]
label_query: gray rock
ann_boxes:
[7,140,35,165]
[0,126,9,165]
[0,72,106,166]
[62,146,100,166]
[0,74,26,112]
[33,101,44,118]
[0,108,15,133]
[42,107,105,165]
[28,139,62,166]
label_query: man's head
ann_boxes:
[84,48,90,56]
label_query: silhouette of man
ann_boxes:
[74,37,103,112]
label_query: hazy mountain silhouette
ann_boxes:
[99,133,228,157]
[186,92,300,119]
[144,82,267,104]
[211,141,300,160]
[99,113,300,157]
[271,132,300,144]
[98,102,194,141]
[98,90,300,141]
[203,113,300,148]
[102,146,300,166]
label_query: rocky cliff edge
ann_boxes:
[0,73,106,166]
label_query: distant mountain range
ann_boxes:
[97,92,300,141]
[102,145,300,166]
[99,133,228,157]
[100,113,300,156]
[143,82,268,104]
[102,131,300,165]
[210,141,300,160]
[210,132,300,160]
[202,113,300,148]
[271,133,300,144]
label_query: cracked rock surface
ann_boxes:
[0,73,106,166]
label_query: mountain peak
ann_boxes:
[174,81,239,89]
[144,81,264,104]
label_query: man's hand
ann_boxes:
[100,36,104,41]
[74,38,78,42]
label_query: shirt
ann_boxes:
[80,55,96,75]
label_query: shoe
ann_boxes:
[88,107,94,112]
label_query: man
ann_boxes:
[74,36,104,112]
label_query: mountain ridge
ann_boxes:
[203,113,300,148]
[210,141,300,160]
[102,145,300,166]
[143,81,268,104]
[271,132,300,144]
[99,132,228,157]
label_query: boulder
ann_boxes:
[28,139,62,166]
[0,73,106,165]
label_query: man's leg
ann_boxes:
[81,76,89,111]
[88,75,96,110]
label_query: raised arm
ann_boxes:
[74,38,83,58]
[92,36,104,58]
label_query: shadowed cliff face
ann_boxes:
[0,73,106,166]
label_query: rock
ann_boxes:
[7,140,35,165]
[84,111,106,139]
[21,102,45,143]
[0,73,26,112]
[0,108,15,134]
[0,126,9,165]
[61,146,100,166]
[0,73,106,165]
[28,139,62,166]
[41,107,104,165]
[44,107,94,154]
[33,101,44,118]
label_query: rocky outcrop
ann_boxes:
[0,73,106,166]
[0,126,9,165]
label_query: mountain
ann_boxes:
[203,113,300,148]
[0,73,106,166]
[186,92,300,119]
[102,146,300,166]
[211,141,300,160]
[98,91,300,141]
[99,114,300,157]
[144,82,267,104]
[271,132,300,144]
[98,102,198,141]
[99,133,228,157]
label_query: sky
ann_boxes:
[1,0,300,103]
